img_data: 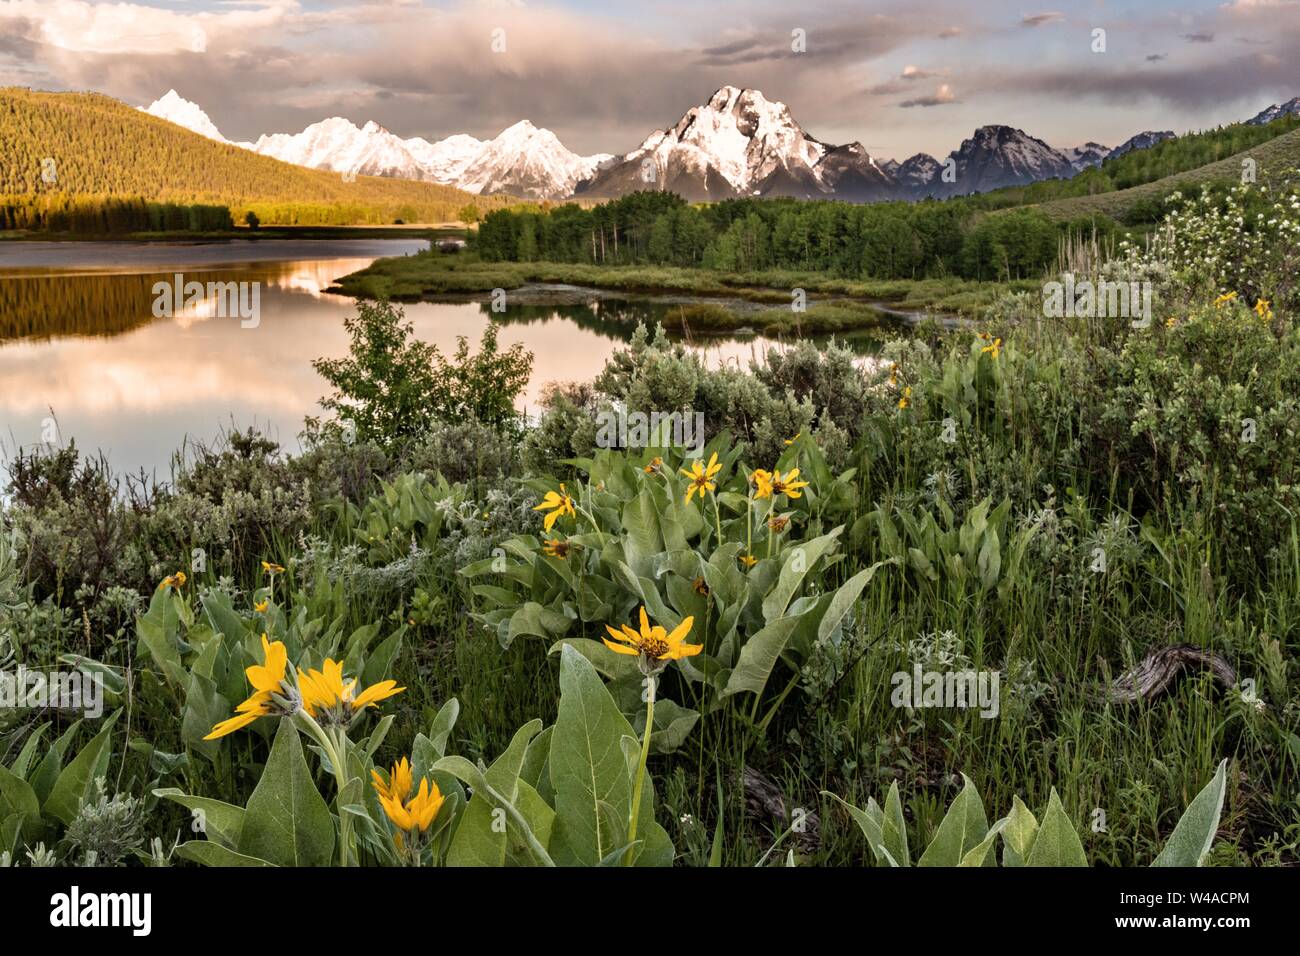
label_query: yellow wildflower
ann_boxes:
[372,758,444,842]
[1255,298,1273,321]
[739,553,758,568]
[768,469,809,499]
[680,452,722,505]
[603,606,700,671]
[898,386,912,410]
[254,599,269,613]
[204,634,291,740]
[297,658,404,725]
[542,538,572,559]
[1214,291,1238,308]
[980,337,1002,359]
[644,456,663,474]
[371,756,414,806]
[533,483,576,532]
[261,561,286,574]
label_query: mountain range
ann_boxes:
[143,92,611,201]
[142,87,1300,204]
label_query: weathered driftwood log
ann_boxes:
[1105,644,1236,702]
[737,766,821,854]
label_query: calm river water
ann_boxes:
[0,239,881,477]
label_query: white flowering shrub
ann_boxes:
[1128,177,1300,313]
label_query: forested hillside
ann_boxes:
[472,189,1103,281]
[0,88,513,228]
[967,116,1300,216]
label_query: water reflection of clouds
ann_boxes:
[0,253,854,475]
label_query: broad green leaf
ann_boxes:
[175,841,275,867]
[43,711,120,826]
[505,602,569,648]
[761,528,842,622]
[237,719,335,867]
[520,725,554,793]
[817,560,895,644]
[0,764,41,842]
[57,655,126,696]
[959,816,1008,867]
[11,722,50,781]
[360,628,404,687]
[977,528,1001,590]
[548,646,672,866]
[1025,789,1088,867]
[882,781,910,867]
[823,791,899,867]
[153,789,246,850]
[446,719,543,867]
[1152,759,1229,868]
[427,698,460,758]
[1001,795,1039,867]
[917,775,989,867]
[721,614,807,698]
[548,637,640,682]
[181,670,229,764]
[29,719,82,806]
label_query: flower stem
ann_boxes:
[766,499,777,558]
[710,490,723,546]
[746,495,753,557]
[576,504,606,546]
[296,711,354,867]
[626,673,656,865]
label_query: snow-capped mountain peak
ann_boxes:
[135,85,1218,204]
[1246,96,1300,126]
[456,120,613,199]
[580,85,847,200]
[894,153,943,187]
[251,116,428,180]
[139,90,607,199]
[1106,130,1175,161]
[142,90,229,143]
[402,133,485,184]
[936,125,1076,196]
[1061,141,1111,172]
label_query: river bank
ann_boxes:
[330,251,1015,332]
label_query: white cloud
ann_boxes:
[0,0,297,55]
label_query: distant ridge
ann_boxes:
[0,88,513,225]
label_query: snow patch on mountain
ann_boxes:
[1246,96,1300,126]
[1106,130,1175,161]
[1061,142,1111,172]
[936,126,1076,196]
[402,133,485,184]
[457,120,612,199]
[252,118,432,179]
[893,153,942,187]
[580,86,880,200]
[141,90,229,143]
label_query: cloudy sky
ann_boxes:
[2,0,1298,160]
